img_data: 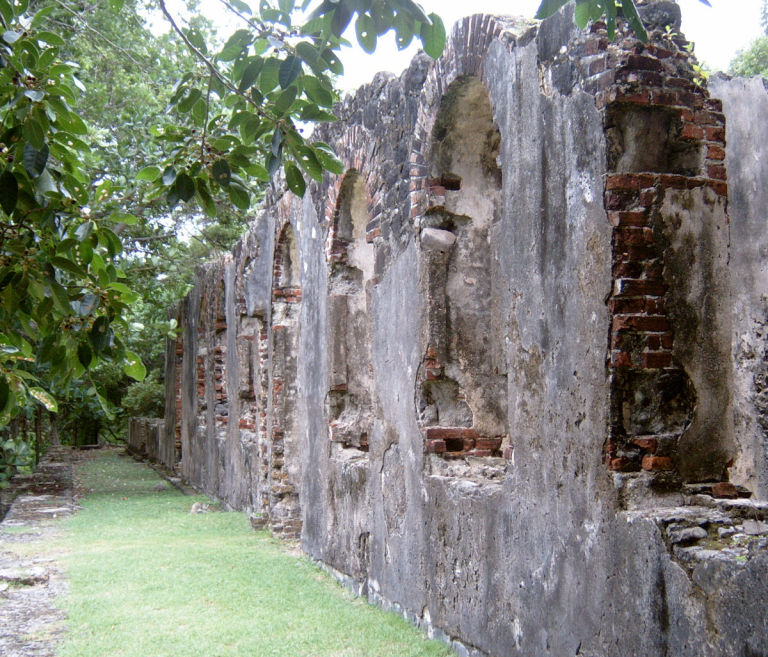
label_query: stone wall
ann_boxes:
[150,7,768,656]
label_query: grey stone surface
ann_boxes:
[710,74,768,501]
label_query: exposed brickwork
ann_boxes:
[576,20,729,483]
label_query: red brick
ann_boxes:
[681,123,704,140]
[625,54,663,71]
[615,227,653,247]
[631,437,658,453]
[706,180,728,197]
[605,173,655,191]
[608,210,648,227]
[475,438,503,450]
[468,449,493,457]
[612,89,652,105]
[694,110,725,127]
[707,144,726,161]
[612,315,670,333]
[705,98,723,112]
[615,279,666,297]
[609,297,645,314]
[425,439,446,454]
[665,76,694,89]
[711,482,739,499]
[651,89,681,106]
[707,165,727,181]
[612,351,633,368]
[705,126,725,142]
[608,456,632,471]
[424,427,478,440]
[641,352,672,369]
[588,58,606,75]
[642,455,674,471]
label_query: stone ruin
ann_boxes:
[134,5,768,656]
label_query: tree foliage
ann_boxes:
[535,0,711,43]
[0,0,147,435]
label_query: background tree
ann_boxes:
[730,0,768,77]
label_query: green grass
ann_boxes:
[56,451,451,657]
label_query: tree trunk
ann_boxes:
[50,412,60,446]
[34,406,42,465]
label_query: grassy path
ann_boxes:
[57,449,451,657]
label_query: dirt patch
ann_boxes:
[0,446,79,657]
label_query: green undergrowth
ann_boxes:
[57,450,452,657]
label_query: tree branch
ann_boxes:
[157,0,269,121]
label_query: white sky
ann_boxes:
[170,1,764,90]
[332,0,764,90]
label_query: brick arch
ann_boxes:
[267,221,303,537]
[325,170,375,454]
[408,15,514,220]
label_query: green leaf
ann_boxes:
[245,162,270,181]
[238,58,263,92]
[23,142,49,178]
[24,89,44,102]
[29,387,57,412]
[51,256,87,278]
[535,0,571,19]
[321,48,343,75]
[195,178,217,217]
[227,183,250,210]
[302,75,334,107]
[0,377,8,415]
[136,165,162,181]
[178,88,202,113]
[212,159,232,187]
[294,145,323,182]
[77,342,93,369]
[331,5,352,36]
[259,58,281,93]
[89,316,111,353]
[285,161,306,197]
[2,30,20,44]
[161,166,177,186]
[279,55,302,89]
[36,30,65,46]
[49,280,72,315]
[0,170,18,215]
[355,14,377,53]
[23,119,45,149]
[175,173,195,202]
[124,350,147,382]
[419,13,446,60]
[313,143,344,175]
[273,85,297,116]
[621,0,648,42]
[394,13,414,50]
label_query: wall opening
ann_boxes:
[417,76,509,470]
[325,171,375,456]
[268,223,303,537]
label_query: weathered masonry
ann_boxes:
[146,6,768,656]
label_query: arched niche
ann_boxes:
[268,222,302,537]
[417,75,509,465]
[326,171,374,454]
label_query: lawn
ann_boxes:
[57,450,452,657]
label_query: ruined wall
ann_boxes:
[710,74,768,501]
[155,7,768,657]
